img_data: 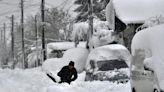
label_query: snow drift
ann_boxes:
[42,58,64,72]
[62,48,89,73]
[0,68,131,92]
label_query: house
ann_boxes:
[105,0,164,50]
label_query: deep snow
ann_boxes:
[0,68,131,92]
[43,48,89,73]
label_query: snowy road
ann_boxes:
[0,68,131,92]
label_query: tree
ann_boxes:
[74,0,110,22]
[21,8,72,68]
[25,8,72,41]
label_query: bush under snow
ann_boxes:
[88,29,116,50]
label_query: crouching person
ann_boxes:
[57,61,78,84]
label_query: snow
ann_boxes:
[42,58,64,72]
[89,29,116,50]
[47,81,131,92]
[71,19,110,42]
[47,42,86,50]
[0,68,131,92]
[43,48,89,73]
[104,68,130,79]
[142,16,164,28]
[86,44,131,69]
[47,42,86,55]
[105,0,115,30]
[0,68,50,92]
[72,22,89,41]
[62,48,89,73]
[106,0,164,24]
[131,24,164,90]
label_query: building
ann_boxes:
[106,0,164,50]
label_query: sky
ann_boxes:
[0,0,77,29]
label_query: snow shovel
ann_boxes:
[46,73,57,83]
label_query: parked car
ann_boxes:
[130,68,160,92]
[131,24,164,92]
[47,41,86,58]
[85,44,131,83]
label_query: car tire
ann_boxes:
[132,88,136,92]
[154,89,158,92]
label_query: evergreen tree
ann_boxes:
[74,0,110,22]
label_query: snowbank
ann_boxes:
[106,0,164,24]
[0,68,131,92]
[131,24,164,90]
[42,58,64,72]
[0,68,50,92]
[47,81,131,92]
[62,48,89,73]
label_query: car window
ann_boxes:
[97,59,128,71]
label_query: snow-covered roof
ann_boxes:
[106,0,164,24]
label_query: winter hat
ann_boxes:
[69,61,74,66]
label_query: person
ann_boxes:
[57,61,78,84]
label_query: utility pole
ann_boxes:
[0,30,2,41]
[86,0,93,49]
[3,23,6,46]
[21,0,25,68]
[35,15,39,67]
[41,0,46,61]
[11,15,15,65]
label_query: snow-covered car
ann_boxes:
[85,44,131,83]
[47,41,86,58]
[130,49,160,92]
[130,69,160,92]
[131,24,164,92]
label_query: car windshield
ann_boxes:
[97,59,128,71]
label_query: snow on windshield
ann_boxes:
[86,44,131,71]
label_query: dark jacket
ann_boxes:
[57,66,78,83]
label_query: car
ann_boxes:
[47,41,86,58]
[85,44,131,83]
[130,69,160,92]
[130,49,161,92]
